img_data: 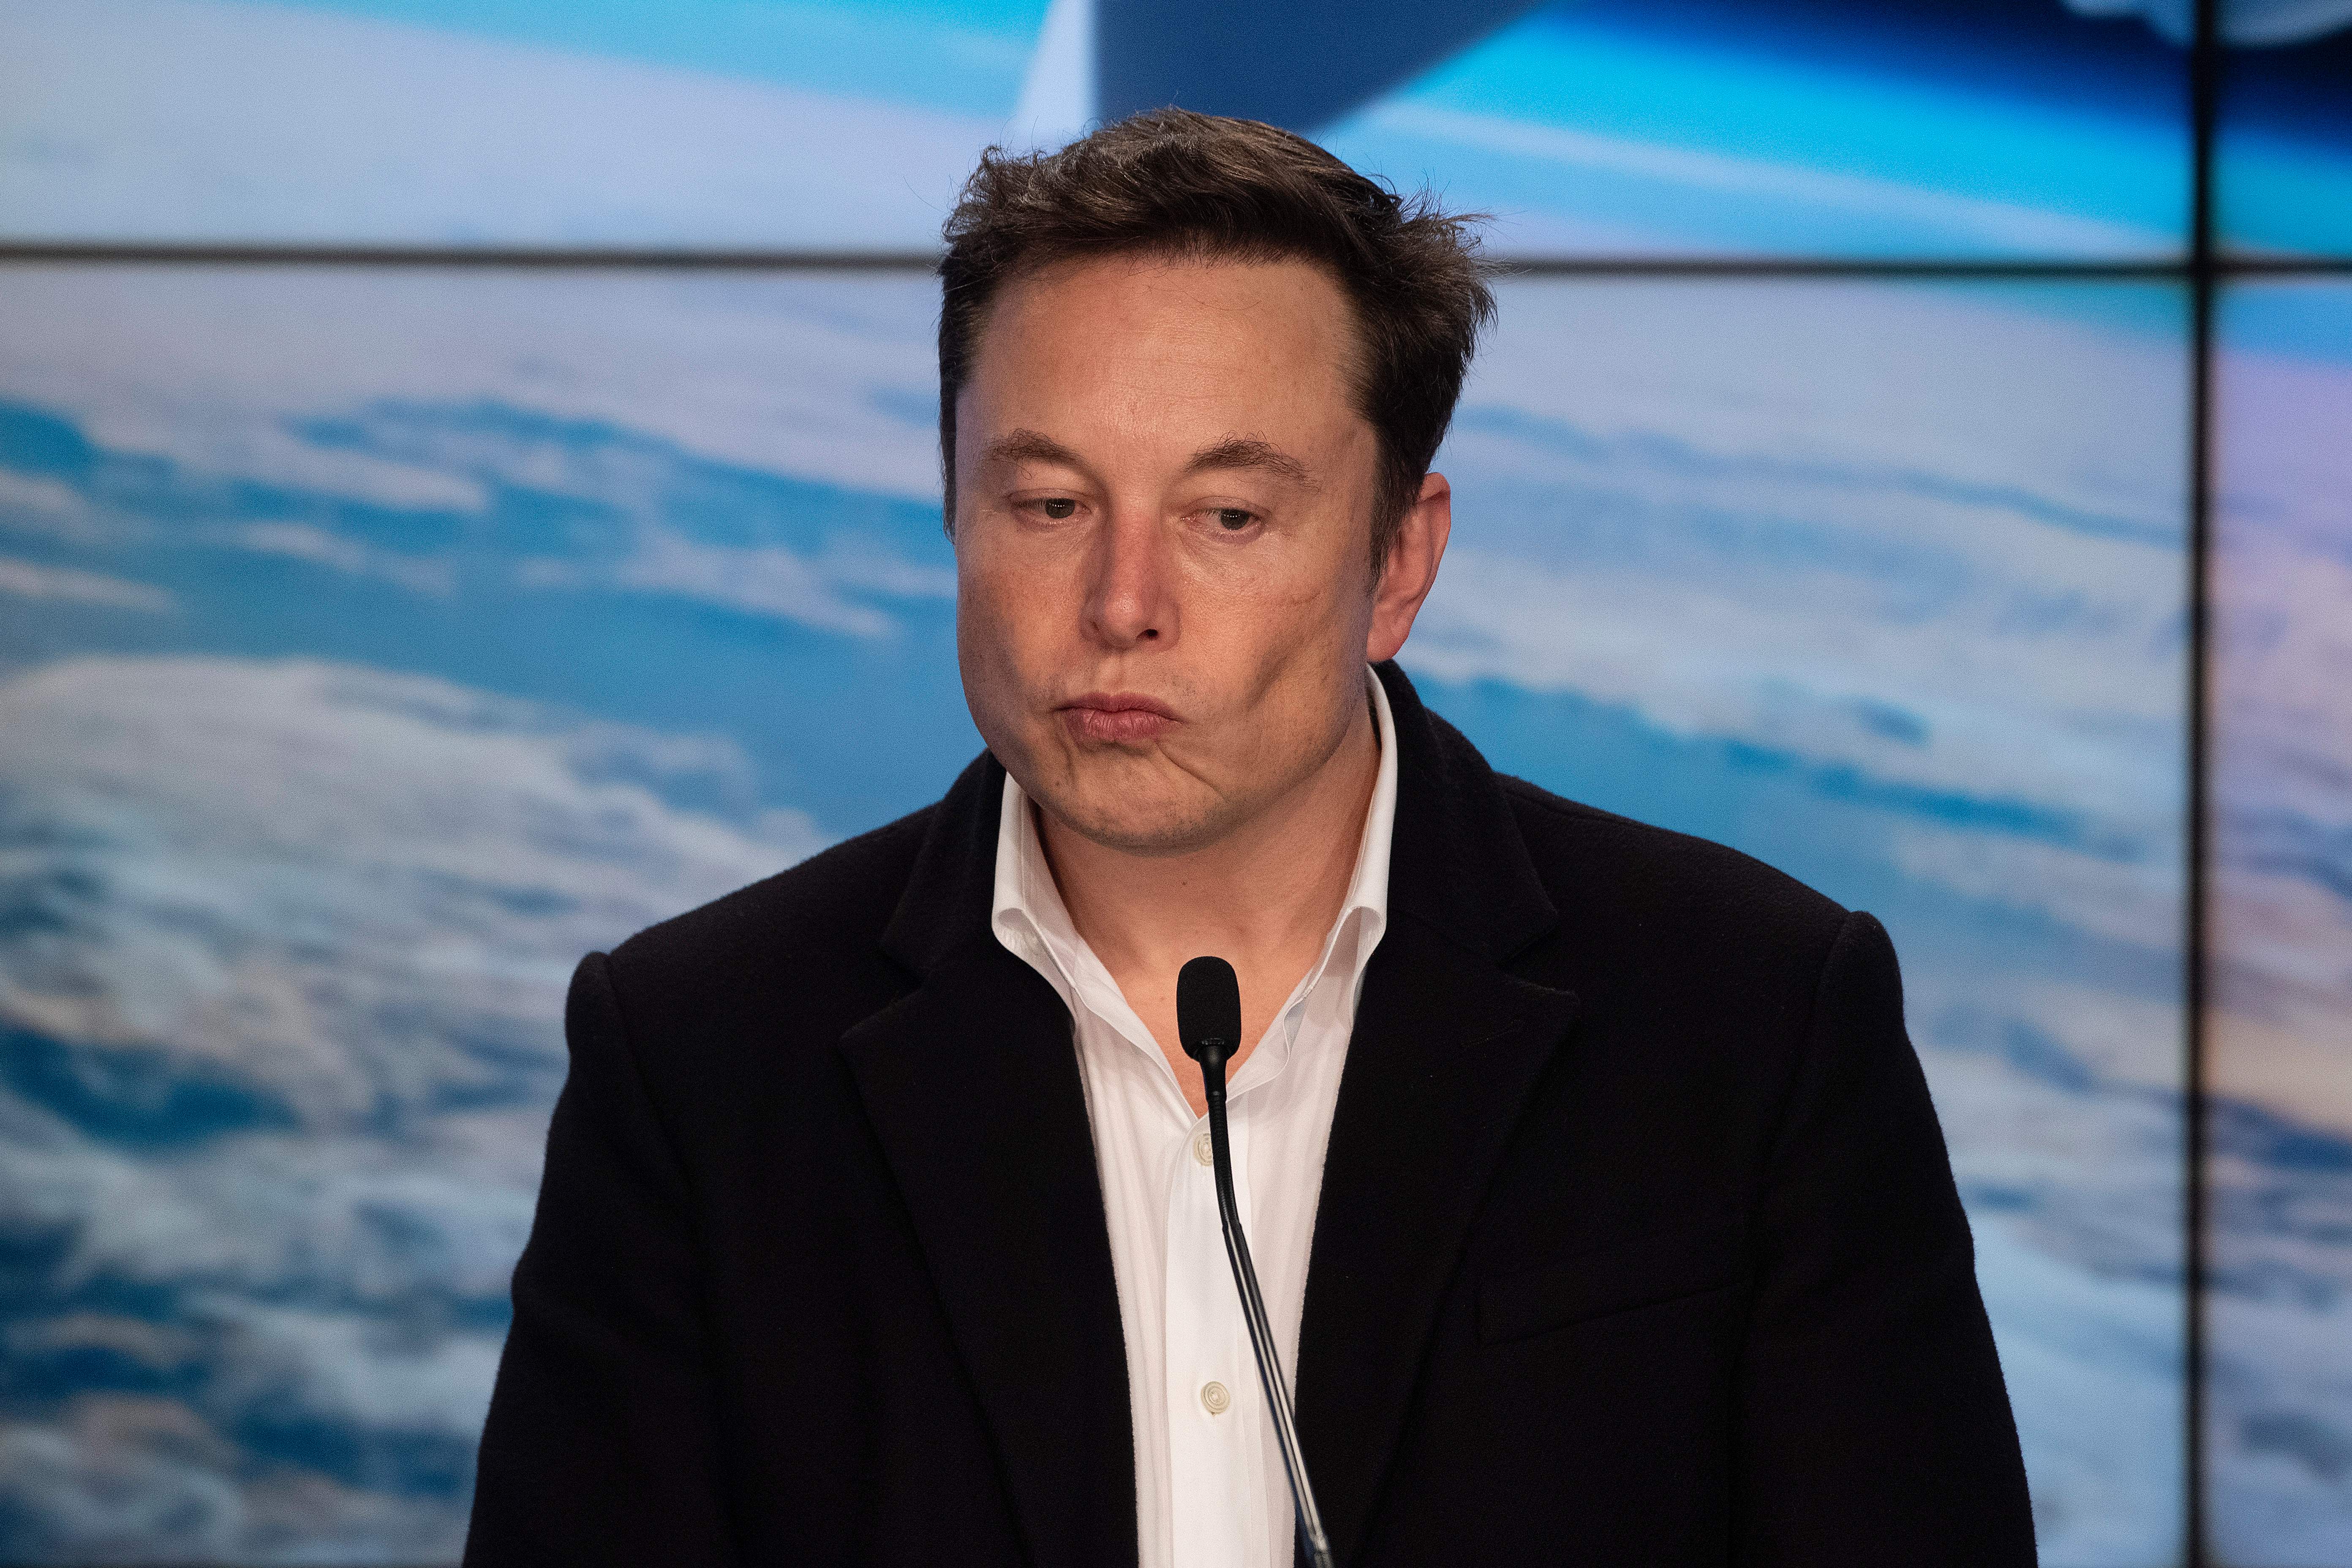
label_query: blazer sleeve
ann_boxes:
[463,953,740,1567]
[1734,911,2038,1565]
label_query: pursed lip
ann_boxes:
[1057,691,1179,743]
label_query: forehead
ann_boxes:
[963,253,1366,425]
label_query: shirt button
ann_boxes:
[1192,1130,1214,1167]
[1200,1380,1231,1416]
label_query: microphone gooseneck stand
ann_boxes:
[1176,956,1338,1568]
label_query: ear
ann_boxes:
[1366,471,1452,663]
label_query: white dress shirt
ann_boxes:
[990,668,1399,1568]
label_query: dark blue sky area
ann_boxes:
[1533,0,2189,124]
[2227,28,2352,139]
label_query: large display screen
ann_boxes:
[0,0,2189,258]
[2208,280,2352,1562]
[0,0,2344,1563]
[1322,0,2188,258]
[0,267,2190,1563]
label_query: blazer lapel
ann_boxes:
[1291,664,1584,1562]
[841,760,1137,1568]
[1293,925,1579,1562]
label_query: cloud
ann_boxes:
[0,1400,246,1563]
[0,654,824,1559]
[1363,101,2167,258]
[0,268,945,515]
[0,555,172,611]
[0,262,959,644]
[1970,1222,2186,1556]
[603,531,935,638]
[0,1393,465,1562]
[0,656,820,1111]
[231,521,456,595]
[0,0,995,248]
[0,466,98,539]
[2209,337,2352,1050]
[1410,281,2189,950]
[3,389,958,640]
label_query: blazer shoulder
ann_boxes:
[1495,772,1851,960]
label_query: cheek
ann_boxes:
[955,554,1020,687]
[958,523,1029,626]
[1225,596,1361,727]
[1251,585,1377,742]
[956,538,1069,698]
[1260,554,1372,657]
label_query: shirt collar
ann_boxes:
[990,665,1399,1030]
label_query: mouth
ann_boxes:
[1057,691,1179,745]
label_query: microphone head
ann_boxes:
[1176,956,1243,1065]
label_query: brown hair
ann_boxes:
[937,109,1494,572]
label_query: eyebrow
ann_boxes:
[979,429,1085,469]
[1184,436,1311,485]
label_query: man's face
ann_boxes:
[953,253,1425,857]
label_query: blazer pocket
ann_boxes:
[1478,1221,1749,1345]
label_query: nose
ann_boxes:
[1083,506,1175,649]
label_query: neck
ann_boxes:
[1038,690,1380,1015]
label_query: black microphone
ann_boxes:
[1176,956,1337,1568]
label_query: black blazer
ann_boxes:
[465,663,2034,1567]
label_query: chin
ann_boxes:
[1037,771,1233,859]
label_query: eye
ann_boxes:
[1212,507,1255,532]
[1037,497,1078,520]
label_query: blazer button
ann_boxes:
[1201,1381,1231,1416]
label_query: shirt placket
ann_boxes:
[1165,1078,1268,1568]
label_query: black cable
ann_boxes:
[1197,1037,1337,1568]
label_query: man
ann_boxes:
[465,111,2035,1567]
